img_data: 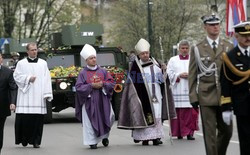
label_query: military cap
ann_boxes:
[233,21,250,34]
[201,14,220,24]
[11,52,20,56]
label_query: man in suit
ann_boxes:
[220,21,250,155]
[0,53,17,153]
[188,14,233,155]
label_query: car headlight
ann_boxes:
[59,82,68,90]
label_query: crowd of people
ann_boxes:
[0,13,249,155]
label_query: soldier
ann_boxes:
[8,52,20,70]
[220,21,250,155]
[188,14,233,155]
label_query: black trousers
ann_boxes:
[236,115,250,155]
[0,116,7,153]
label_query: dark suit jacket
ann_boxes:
[220,46,250,116]
[0,65,17,117]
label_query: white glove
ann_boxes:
[222,111,233,125]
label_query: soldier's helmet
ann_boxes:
[11,52,20,57]
[201,13,220,24]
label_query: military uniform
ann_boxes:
[188,14,233,155]
[220,21,250,155]
[8,52,20,70]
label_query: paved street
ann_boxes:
[2,108,240,155]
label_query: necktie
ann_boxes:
[212,41,217,53]
[244,50,249,58]
[150,65,158,103]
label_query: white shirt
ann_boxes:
[207,36,219,48]
[238,45,250,56]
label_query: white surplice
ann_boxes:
[13,58,53,114]
[167,55,191,108]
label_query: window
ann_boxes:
[47,55,75,69]
[80,53,115,67]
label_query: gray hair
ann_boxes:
[178,40,190,47]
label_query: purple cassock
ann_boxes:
[75,66,115,137]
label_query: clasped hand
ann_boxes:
[92,81,103,89]
[29,76,36,83]
[179,72,188,79]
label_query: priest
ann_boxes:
[13,42,53,148]
[118,38,176,145]
[167,40,199,140]
[75,44,115,149]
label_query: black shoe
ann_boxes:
[158,139,163,144]
[142,140,149,145]
[177,136,183,139]
[33,144,40,148]
[22,142,28,147]
[90,144,97,149]
[102,138,109,147]
[187,135,195,140]
[153,139,163,145]
[134,139,140,143]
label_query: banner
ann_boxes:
[226,0,247,37]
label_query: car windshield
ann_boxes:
[47,55,75,69]
[46,52,116,69]
[81,53,115,67]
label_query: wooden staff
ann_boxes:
[159,36,173,145]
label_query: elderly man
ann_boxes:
[14,42,53,148]
[118,38,176,145]
[188,14,234,155]
[220,21,250,155]
[75,44,115,149]
[167,40,199,140]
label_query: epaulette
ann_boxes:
[190,42,202,50]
